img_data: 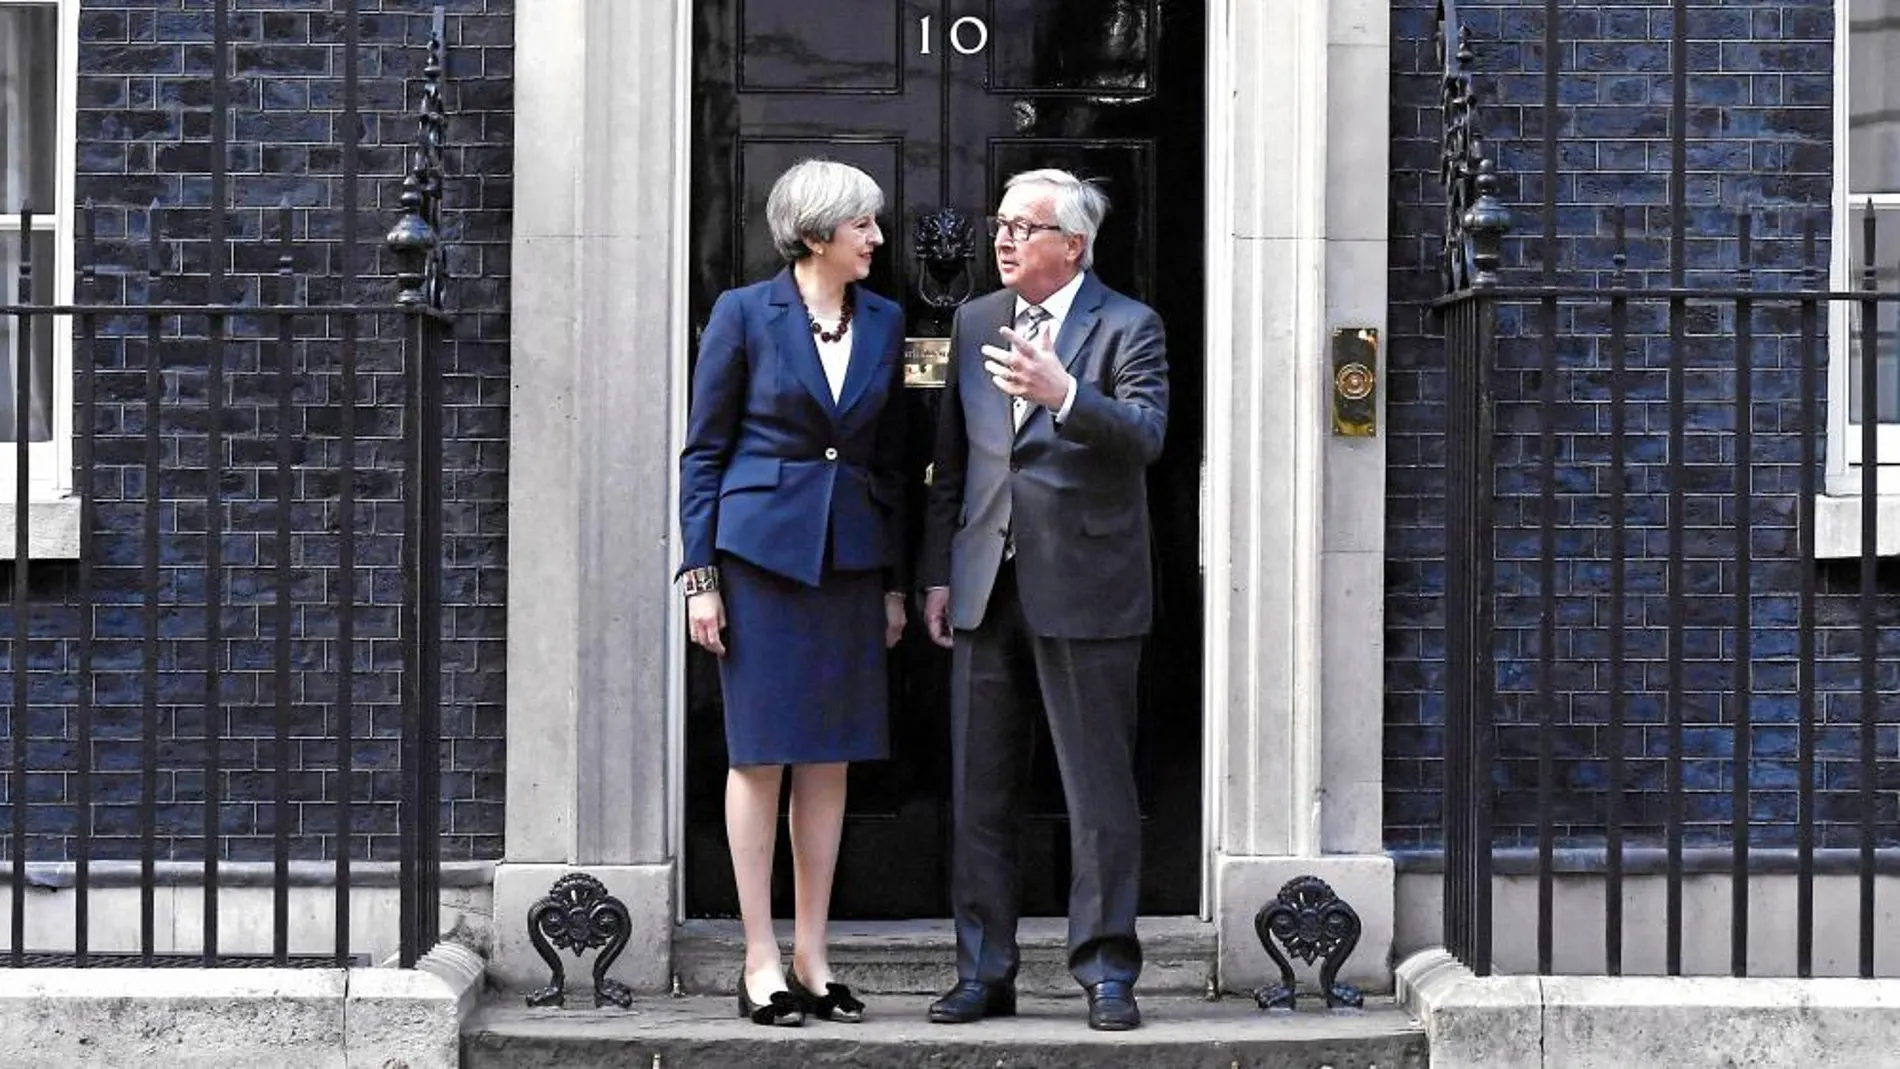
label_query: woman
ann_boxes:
[677,159,909,1027]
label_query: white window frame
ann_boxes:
[1831,1,1900,492]
[0,0,77,555]
[0,0,77,493]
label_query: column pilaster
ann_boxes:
[1208,0,1395,994]
[494,0,690,994]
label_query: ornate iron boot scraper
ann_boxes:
[1252,875,1365,1011]
[526,872,635,1008]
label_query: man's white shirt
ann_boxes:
[1014,269,1086,425]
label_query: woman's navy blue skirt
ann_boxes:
[717,553,890,767]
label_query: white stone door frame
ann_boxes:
[495,0,1396,997]
[1200,0,1396,995]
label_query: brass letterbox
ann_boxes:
[904,337,951,389]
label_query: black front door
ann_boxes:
[685,0,1206,919]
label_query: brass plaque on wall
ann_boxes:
[1331,328,1378,437]
[904,337,950,388]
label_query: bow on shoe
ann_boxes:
[739,987,805,1027]
[791,974,867,1023]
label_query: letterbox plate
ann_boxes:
[904,337,950,389]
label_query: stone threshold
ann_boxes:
[463,993,1428,1069]
[672,916,1217,996]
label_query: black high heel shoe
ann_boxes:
[788,972,866,1024]
[737,984,805,1027]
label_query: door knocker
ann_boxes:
[906,207,980,387]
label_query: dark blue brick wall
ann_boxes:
[1382,0,1900,850]
[0,0,510,863]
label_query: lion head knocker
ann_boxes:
[912,207,978,331]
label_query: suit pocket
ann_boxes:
[719,456,781,496]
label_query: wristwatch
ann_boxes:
[680,566,720,597]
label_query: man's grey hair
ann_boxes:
[766,159,885,262]
[1005,168,1110,270]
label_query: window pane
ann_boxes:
[1847,205,1900,425]
[0,4,57,212]
[0,228,54,442]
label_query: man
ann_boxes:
[920,169,1168,1032]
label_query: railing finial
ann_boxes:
[1463,158,1510,288]
[1438,0,1513,294]
[387,6,449,310]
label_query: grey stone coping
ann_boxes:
[0,942,485,1069]
[1397,947,1900,1069]
[1390,846,1900,876]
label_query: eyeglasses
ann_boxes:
[986,216,1064,242]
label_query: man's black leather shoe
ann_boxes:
[1085,980,1141,1031]
[927,980,1017,1023]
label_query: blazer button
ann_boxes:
[823,447,839,461]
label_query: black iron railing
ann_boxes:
[1437,0,1503,978]
[0,1,450,969]
[1436,0,1900,980]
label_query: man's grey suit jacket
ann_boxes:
[922,272,1169,640]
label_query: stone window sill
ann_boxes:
[0,497,82,560]
[1815,492,1900,559]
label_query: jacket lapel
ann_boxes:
[975,293,1017,441]
[833,286,881,420]
[1055,272,1105,375]
[766,268,838,419]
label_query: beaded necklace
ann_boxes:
[807,286,854,343]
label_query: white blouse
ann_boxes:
[816,331,852,402]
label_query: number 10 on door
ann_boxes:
[920,15,989,55]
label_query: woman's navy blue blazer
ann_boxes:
[679,268,910,590]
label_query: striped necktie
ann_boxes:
[1012,304,1052,430]
[1002,304,1051,561]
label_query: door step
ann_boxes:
[463,994,1428,1069]
[671,917,1216,996]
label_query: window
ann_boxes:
[0,0,72,503]
[1818,0,1900,552]
[1834,0,1900,489]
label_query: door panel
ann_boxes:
[688,0,1204,920]
[738,0,905,93]
[985,0,1157,95]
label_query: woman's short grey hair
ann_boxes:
[1004,168,1110,270]
[766,159,885,262]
